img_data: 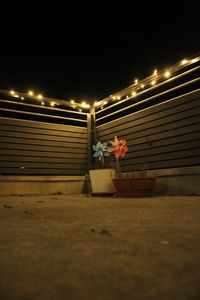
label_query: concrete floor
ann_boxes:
[0,194,200,300]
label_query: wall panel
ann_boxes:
[0,112,88,175]
[96,89,200,172]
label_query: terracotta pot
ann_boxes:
[112,177,156,197]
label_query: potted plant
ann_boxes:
[109,136,156,197]
[89,141,116,196]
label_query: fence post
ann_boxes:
[87,106,96,169]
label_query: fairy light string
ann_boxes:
[0,54,199,112]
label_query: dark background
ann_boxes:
[0,1,199,104]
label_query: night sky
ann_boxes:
[0,2,199,104]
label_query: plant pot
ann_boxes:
[112,177,156,197]
[89,169,116,196]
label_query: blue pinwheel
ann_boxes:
[93,141,110,164]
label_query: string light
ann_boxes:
[3,89,91,112]
[3,54,199,112]
[181,59,188,65]
[81,101,90,108]
[191,58,199,63]
[164,71,171,78]
[153,69,158,76]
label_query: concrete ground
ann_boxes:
[0,194,200,300]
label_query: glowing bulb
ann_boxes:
[41,101,45,105]
[164,71,171,78]
[132,91,137,97]
[112,96,116,100]
[117,96,121,100]
[10,90,15,95]
[104,101,107,105]
[141,84,145,88]
[38,94,43,99]
[134,79,138,84]
[50,102,55,107]
[151,80,156,86]
[191,58,199,63]
[70,100,74,104]
[21,97,24,100]
[181,59,188,65]
[28,91,34,96]
[79,109,82,112]
[14,94,19,98]
[81,101,90,108]
[153,69,157,76]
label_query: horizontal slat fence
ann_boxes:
[0,56,199,179]
[95,62,200,126]
[0,117,88,175]
[96,89,200,172]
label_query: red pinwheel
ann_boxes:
[109,136,128,172]
[109,136,128,158]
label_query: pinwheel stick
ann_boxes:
[101,155,105,168]
[116,157,119,173]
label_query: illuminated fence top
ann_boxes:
[94,54,200,126]
[0,53,199,128]
[0,90,90,127]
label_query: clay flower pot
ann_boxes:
[112,177,156,197]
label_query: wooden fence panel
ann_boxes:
[96,89,200,172]
[0,115,88,175]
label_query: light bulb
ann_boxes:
[28,91,34,96]
[153,69,157,76]
[164,71,171,78]
[181,59,188,65]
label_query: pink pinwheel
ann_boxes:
[109,136,128,158]
[109,136,128,172]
